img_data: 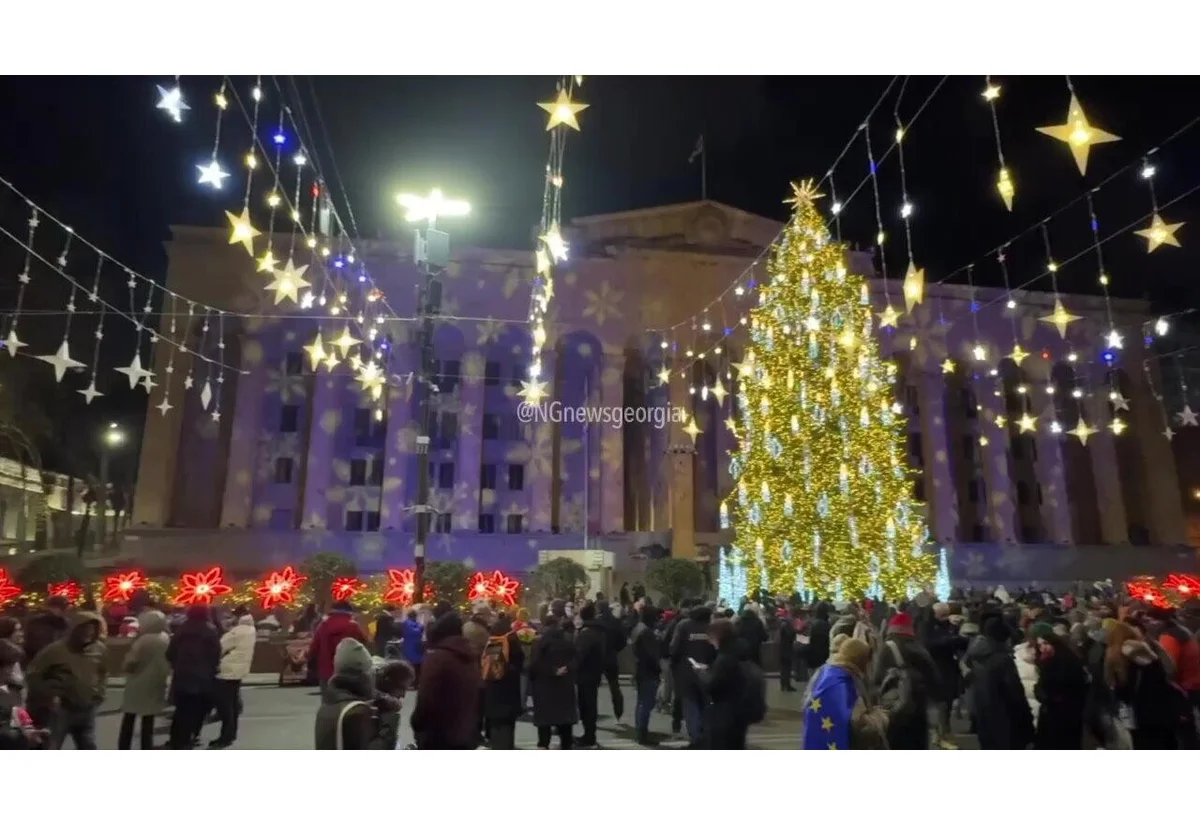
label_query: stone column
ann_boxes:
[667,371,696,558]
[1084,392,1128,544]
[218,348,267,527]
[917,369,959,544]
[1031,390,1073,544]
[651,369,673,531]
[600,348,625,534]
[132,323,190,527]
[978,379,1017,544]
[1130,368,1187,544]
[456,351,486,531]
[300,370,339,530]
[528,351,555,532]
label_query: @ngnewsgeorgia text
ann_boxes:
[516,401,687,430]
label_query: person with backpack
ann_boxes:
[871,612,940,749]
[481,613,525,750]
[573,603,607,748]
[802,637,889,750]
[313,638,401,749]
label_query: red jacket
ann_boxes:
[310,612,367,683]
[1159,629,1200,692]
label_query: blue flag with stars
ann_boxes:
[802,665,855,750]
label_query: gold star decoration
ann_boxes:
[784,179,824,207]
[902,262,925,312]
[656,366,671,387]
[1017,413,1037,433]
[1009,344,1029,365]
[539,222,569,262]
[1069,419,1097,444]
[332,327,361,358]
[303,335,327,371]
[1110,418,1127,435]
[997,167,1015,211]
[518,379,548,405]
[808,698,822,713]
[256,248,279,273]
[356,361,386,401]
[1134,213,1184,252]
[1039,298,1082,338]
[878,304,900,329]
[323,351,340,371]
[733,360,754,381]
[681,415,702,443]
[264,258,312,306]
[538,89,588,131]
[225,207,260,255]
[710,380,728,404]
[1036,94,1120,176]
[827,742,838,750]
[534,247,551,275]
[995,414,1007,428]
[940,358,956,375]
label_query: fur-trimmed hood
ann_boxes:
[1120,639,1159,667]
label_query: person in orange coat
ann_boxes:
[309,601,367,689]
[1150,607,1200,709]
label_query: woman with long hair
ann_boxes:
[1104,621,1188,750]
[1028,624,1089,749]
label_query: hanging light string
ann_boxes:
[78,303,106,405]
[647,75,939,341]
[241,78,263,210]
[1084,192,1121,350]
[2,202,38,355]
[1145,356,1176,441]
[863,120,893,322]
[983,76,1014,212]
[0,221,242,375]
[197,79,230,189]
[828,173,842,242]
[155,294,179,416]
[263,105,286,252]
[211,311,226,421]
[893,77,928,319]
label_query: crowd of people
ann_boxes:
[2,581,1199,750]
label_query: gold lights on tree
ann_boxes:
[1036,93,1120,175]
[722,179,936,600]
[1134,212,1184,252]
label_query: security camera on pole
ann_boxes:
[396,189,470,602]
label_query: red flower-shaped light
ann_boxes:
[48,581,83,604]
[1126,580,1169,609]
[0,569,21,606]
[331,577,366,602]
[255,566,308,609]
[174,567,232,605]
[1162,573,1200,598]
[102,571,148,602]
[383,568,434,605]
[468,570,521,606]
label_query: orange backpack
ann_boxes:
[481,634,510,681]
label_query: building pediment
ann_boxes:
[569,200,781,256]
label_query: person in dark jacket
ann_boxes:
[669,604,714,747]
[661,600,691,734]
[530,615,577,749]
[1105,621,1187,750]
[21,596,70,668]
[373,611,397,658]
[482,614,525,750]
[696,619,749,749]
[596,599,626,724]
[630,604,662,745]
[410,611,480,749]
[309,601,367,688]
[923,604,969,740]
[26,611,105,749]
[165,605,221,749]
[1028,623,1088,750]
[805,602,832,671]
[777,612,798,692]
[314,638,401,749]
[737,606,768,667]
[0,639,44,749]
[965,617,1034,750]
[573,603,607,747]
[871,613,940,750]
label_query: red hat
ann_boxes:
[888,613,914,634]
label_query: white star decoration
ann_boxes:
[2,329,26,358]
[78,382,103,405]
[156,85,190,122]
[115,353,153,389]
[1163,425,1175,441]
[1178,405,1198,427]
[1110,392,1130,412]
[36,341,85,382]
[156,396,174,416]
[197,159,229,189]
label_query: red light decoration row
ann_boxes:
[1125,573,1200,609]
[254,565,307,609]
[469,570,521,606]
[332,576,367,602]
[0,569,23,605]
[383,568,434,606]
[103,571,149,602]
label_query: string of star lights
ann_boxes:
[76,256,107,404]
[0,202,37,359]
[864,121,897,329]
[1169,355,1199,431]
[521,75,588,406]
[197,79,232,190]
[1147,357,1177,441]
[1133,155,1185,252]
[1036,76,1121,176]
[33,232,87,383]
[894,80,927,319]
[1036,225,1081,340]
[982,76,1014,211]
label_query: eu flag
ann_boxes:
[801,665,855,750]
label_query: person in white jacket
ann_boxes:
[210,613,256,749]
[1012,639,1040,726]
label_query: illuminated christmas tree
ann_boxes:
[720,181,937,601]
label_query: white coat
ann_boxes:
[218,615,258,680]
[1013,641,1040,725]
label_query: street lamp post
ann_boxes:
[397,189,470,601]
[95,422,124,552]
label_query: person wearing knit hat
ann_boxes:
[887,613,914,636]
[871,611,939,749]
[314,638,400,749]
[802,637,888,750]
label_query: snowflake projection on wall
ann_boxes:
[996,545,1031,576]
[964,551,989,580]
[898,302,953,368]
[582,282,624,326]
[476,318,506,346]
[265,366,307,404]
[257,432,301,481]
[559,492,586,532]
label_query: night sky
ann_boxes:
[2,75,1200,477]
